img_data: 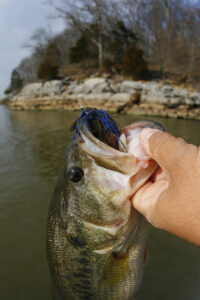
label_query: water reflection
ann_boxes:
[0,105,199,300]
[9,110,79,178]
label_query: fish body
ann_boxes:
[47,110,164,300]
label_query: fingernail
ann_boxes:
[140,128,159,143]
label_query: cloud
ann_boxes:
[0,0,65,97]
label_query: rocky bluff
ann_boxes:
[3,77,200,120]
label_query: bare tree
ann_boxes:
[52,29,79,72]
[23,27,53,60]
[46,0,119,68]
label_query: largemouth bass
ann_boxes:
[47,109,164,300]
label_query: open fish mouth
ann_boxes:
[76,111,164,169]
[77,118,165,194]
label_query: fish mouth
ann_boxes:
[77,119,164,203]
[77,119,165,175]
[78,122,136,174]
[122,120,165,134]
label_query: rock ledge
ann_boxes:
[2,78,200,120]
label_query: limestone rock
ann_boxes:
[41,80,62,96]
[110,93,130,104]
[141,91,169,105]
[190,93,200,106]
[12,80,62,101]
[120,81,143,93]
[66,78,111,94]
[6,77,200,120]
[14,82,42,100]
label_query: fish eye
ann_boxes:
[68,165,84,183]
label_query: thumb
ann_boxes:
[139,128,185,170]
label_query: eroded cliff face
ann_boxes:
[3,77,200,119]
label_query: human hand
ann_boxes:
[132,128,200,246]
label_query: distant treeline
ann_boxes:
[6,0,200,94]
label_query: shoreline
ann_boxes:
[2,77,200,120]
[6,100,200,120]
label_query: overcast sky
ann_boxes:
[0,0,65,97]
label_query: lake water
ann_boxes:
[0,104,199,300]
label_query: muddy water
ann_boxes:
[0,105,199,300]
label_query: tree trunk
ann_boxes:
[163,0,171,43]
[98,33,103,68]
[91,16,103,69]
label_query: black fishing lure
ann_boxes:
[71,108,120,149]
